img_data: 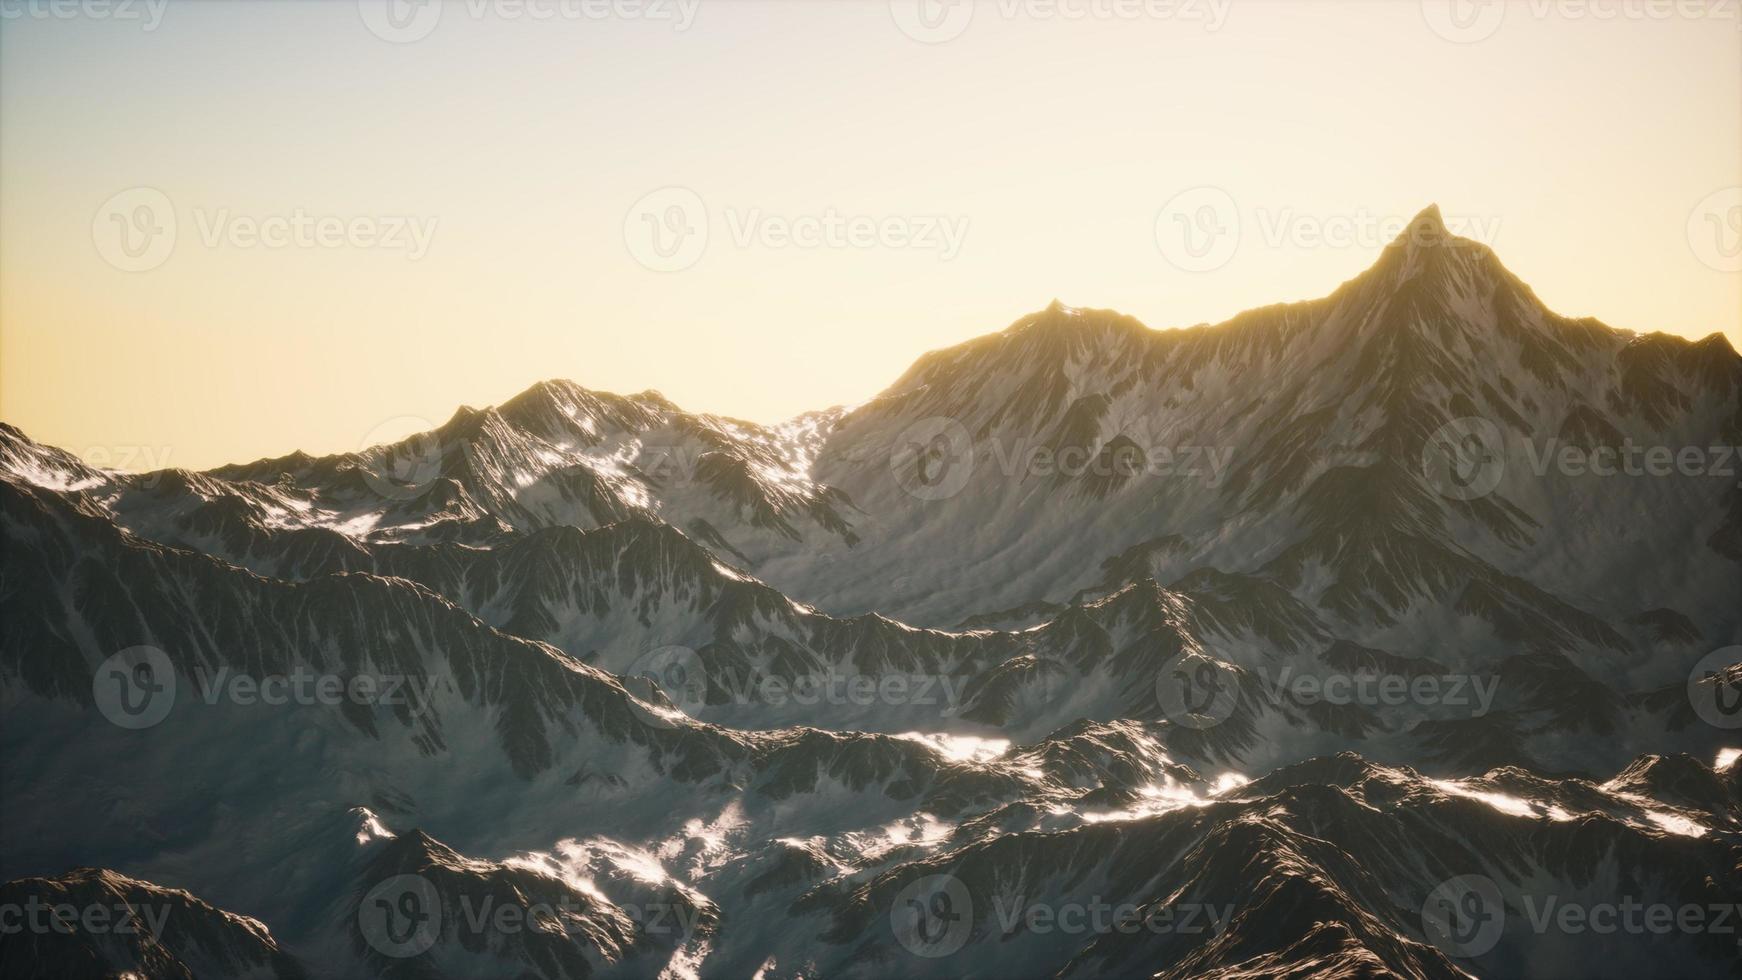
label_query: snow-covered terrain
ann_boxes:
[3,207,1738,978]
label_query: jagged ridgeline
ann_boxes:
[2,207,1739,978]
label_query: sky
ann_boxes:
[2,0,1739,471]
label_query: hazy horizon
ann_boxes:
[3,0,1739,470]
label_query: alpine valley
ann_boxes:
[3,207,1739,979]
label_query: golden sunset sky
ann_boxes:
[2,0,1738,470]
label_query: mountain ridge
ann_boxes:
[4,204,1740,979]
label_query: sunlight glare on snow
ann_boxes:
[1429,779,1539,818]
[895,732,1010,763]
[1077,773,1247,824]
[1643,810,1708,838]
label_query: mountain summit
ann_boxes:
[3,207,1738,979]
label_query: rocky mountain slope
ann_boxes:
[2,207,1738,978]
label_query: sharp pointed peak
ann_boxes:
[1358,202,1509,292]
[1388,203,1452,251]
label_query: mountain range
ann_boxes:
[3,206,1738,979]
